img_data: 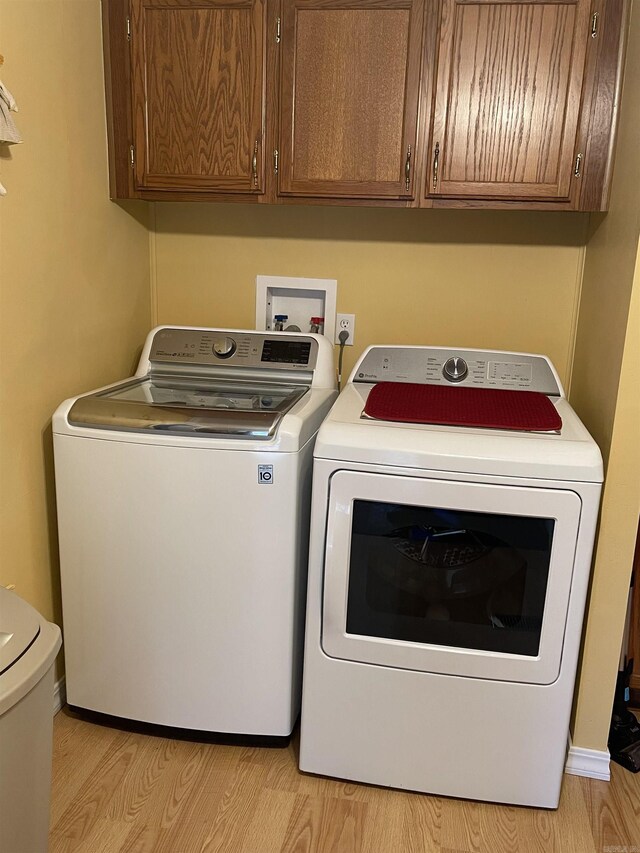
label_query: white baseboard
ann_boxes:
[565,737,610,780]
[54,675,66,715]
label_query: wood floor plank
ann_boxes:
[119,819,215,853]
[51,711,94,764]
[610,761,640,841]
[115,744,241,853]
[304,796,368,853]
[104,735,176,823]
[279,795,318,853]
[441,797,484,851]
[579,763,640,850]
[554,775,598,853]
[146,749,242,853]
[122,740,212,832]
[400,793,442,852]
[49,713,640,853]
[50,733,139,852]
[50,714,126,827]
[440,849,478,853]
[440,849,480,853]
[280,794,369,853]
[241,741,303,794]
[161,743,240,821]
[200,758,270,852]
[238,789,297,853]
[359,788,406,852]
[511,800,561,853]
[119,822,163,853]
[477,802,518,853]
[295,771,379,803]
[62,817,132,853]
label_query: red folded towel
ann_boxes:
[363,383,562,432]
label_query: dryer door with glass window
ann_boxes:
[322,470,582,684]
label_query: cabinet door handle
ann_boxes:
[432,142,440,190]
[405,145,412,192]
[252,140,259,187]
[574,153,583,178]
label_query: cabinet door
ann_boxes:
[427,0,590,201]
[279,0,425,199]
[130,0,266,193]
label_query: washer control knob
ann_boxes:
[442,356,468,383]
[212,336,237,359]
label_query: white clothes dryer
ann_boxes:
[53,326,337,738]
[299,345,603,807]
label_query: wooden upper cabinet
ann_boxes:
[427,0,591,202]
[278,0,425,199]
[130,0,267,193]
[102,0,625,207]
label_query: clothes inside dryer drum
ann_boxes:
[363,383,562,432]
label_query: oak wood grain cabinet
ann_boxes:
[102,0,627,209]
[130,0,267,194]
[105,0,275,198]
[424,0,627,209]
[277,0,425,199]
[427,0,589,202]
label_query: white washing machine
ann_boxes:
[53,326,336,738]
[300,346,603,807]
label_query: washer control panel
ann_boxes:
[353,347,563,396]
[149,328,318,371]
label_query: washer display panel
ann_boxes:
[322,471,582,684]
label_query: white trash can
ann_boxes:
[0,588,62,853]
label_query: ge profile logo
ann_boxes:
[258,465,274,484]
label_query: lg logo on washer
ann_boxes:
[258,465,274,484]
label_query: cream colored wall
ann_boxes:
[0,0,151,624]
[569,0,640,752]
[571,250,639,751]
[153,205,588,387]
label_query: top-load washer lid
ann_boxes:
[68,375,309,439]
[56,327,337,445]
[363,383,562,432]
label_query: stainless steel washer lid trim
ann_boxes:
[68,378,309,439]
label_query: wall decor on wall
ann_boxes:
[0,53,23,196]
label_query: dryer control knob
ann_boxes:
[212,336,237,359]
[443,356,468,383]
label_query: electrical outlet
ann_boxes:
[335,313,356,345]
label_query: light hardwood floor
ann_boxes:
[50,708,640,853]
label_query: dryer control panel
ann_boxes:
[352,347,563,396]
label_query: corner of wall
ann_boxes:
[564,216,591,396]
[149,202,159,327]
